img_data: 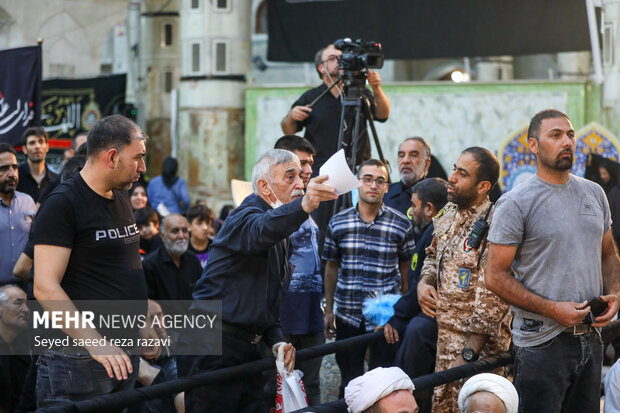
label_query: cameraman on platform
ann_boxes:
[281,43,390,239]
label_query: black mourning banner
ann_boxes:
[0,45,42,146]
[41,74,126,140]
[267,0,594,62]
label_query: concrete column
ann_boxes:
[138,0,180,172]
[178,0,251,208]
[126,0,141,105]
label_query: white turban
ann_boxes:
[458,373,518,413]
[344,367,415,413]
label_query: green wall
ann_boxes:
[245,81,601,180]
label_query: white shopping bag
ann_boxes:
[275,345,308,413]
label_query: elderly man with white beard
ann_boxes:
[385,137,432,217]
[142,213,203,317]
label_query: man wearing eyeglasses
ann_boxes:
[322,159,415,397]
[281,44,390,172]
[281,44,391,245]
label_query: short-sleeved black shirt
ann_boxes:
[33,173,147,301]
[292,83,386,169]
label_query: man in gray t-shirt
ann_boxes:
[486,109,620,413]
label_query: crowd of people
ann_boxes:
[0,41,619,413]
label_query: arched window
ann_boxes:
[255,0,267,34]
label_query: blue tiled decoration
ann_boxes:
[499,123,620,193]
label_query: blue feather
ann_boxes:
[362,294,401,326]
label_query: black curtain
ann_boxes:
[268,0,595,62]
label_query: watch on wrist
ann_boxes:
[461,347,479,362]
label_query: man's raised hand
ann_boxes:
[367,70,382,89]
[301,175,337,213]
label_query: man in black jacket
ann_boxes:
[179,149,337,413]
[384,137,432,217]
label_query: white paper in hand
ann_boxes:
[319,149,361,195]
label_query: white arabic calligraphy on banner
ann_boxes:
[0,96,35,135]
[41,102,81,133]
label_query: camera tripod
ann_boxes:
[333,70,388,213]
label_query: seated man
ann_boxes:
[134,299,183,413]
[458,373,518,413]
[344,366,418,413]
[143,214,202,317]
[0,285,32,412]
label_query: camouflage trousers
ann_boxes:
[431,329,505,413]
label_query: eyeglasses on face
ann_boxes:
[359,176,387,186]
[322,55,340,64]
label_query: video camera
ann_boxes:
[334,38,384,72]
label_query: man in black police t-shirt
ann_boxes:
[33,115,148,408]
[281,43,391,244]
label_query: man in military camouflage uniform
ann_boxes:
[417,147,511,413]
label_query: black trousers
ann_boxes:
[393,313,438,413]
[285,331,325,406]
[335,317,397,398]
[177,333,268,413]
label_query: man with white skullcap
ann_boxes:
[345,367,418,413]
[458,373,518,413]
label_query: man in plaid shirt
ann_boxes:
[323,159,416,397]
